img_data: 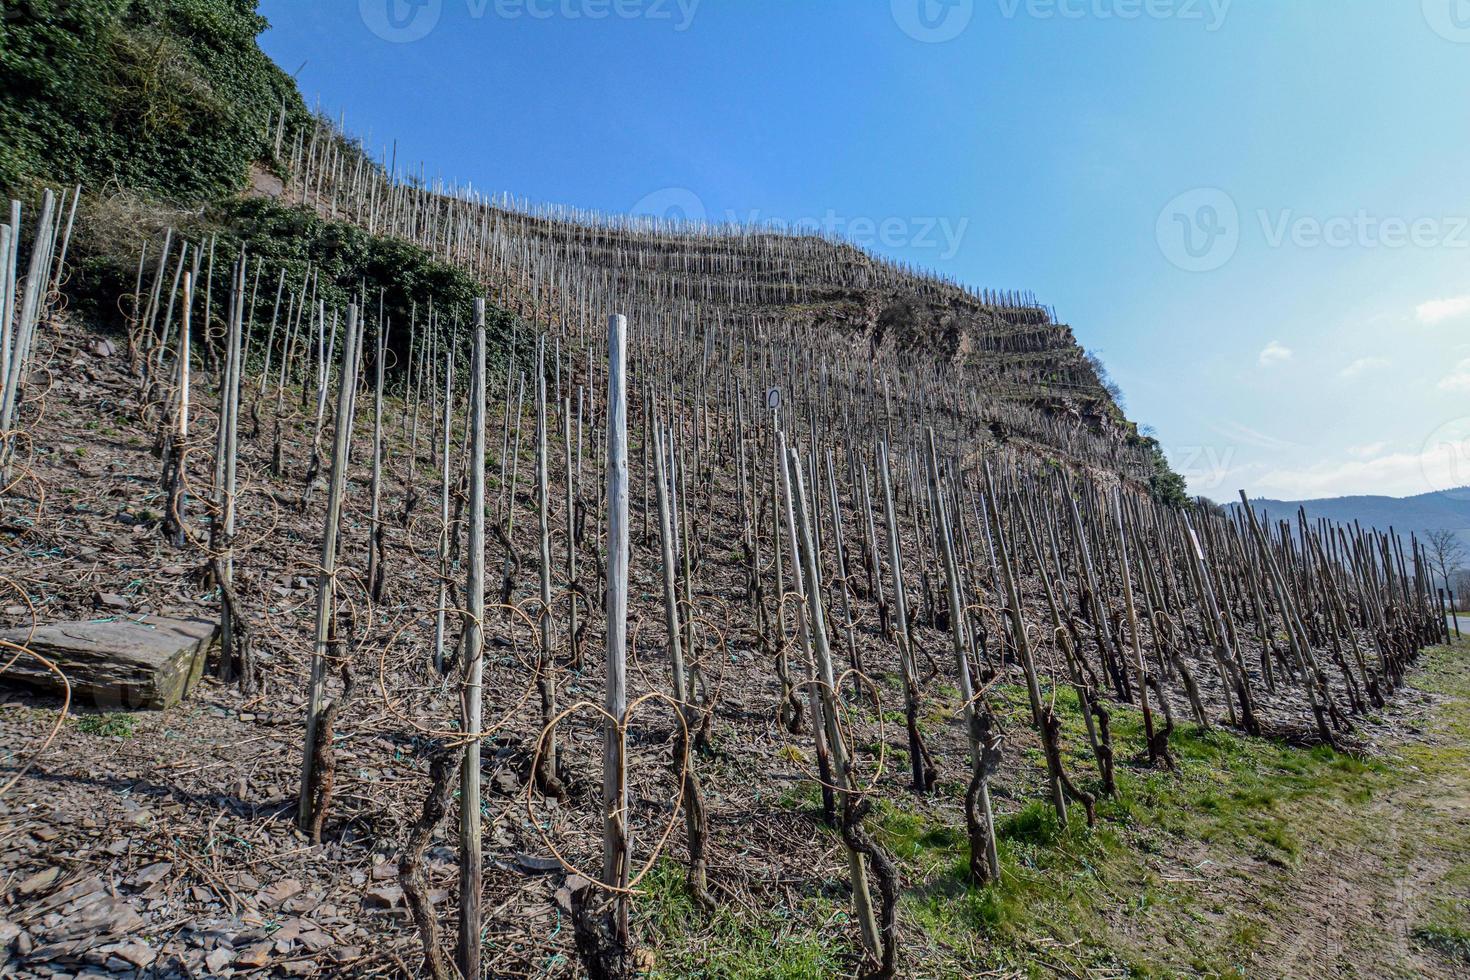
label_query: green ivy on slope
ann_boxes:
[0,0,308,201]
[210,197,521,369]
[68,196,523,375]
[1144,436,1190,508]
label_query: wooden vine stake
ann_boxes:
[1,190,57,483]
[160,272,191,547]
[653,418,714,909]
[0,222,11,406]
[458,299,489,980]
[1112,490,1174,768]
[534,336,564,797]
[878,440,934,793]
[928,439,1002,881]
[788,445,895,977]
[777,430,837,826]
[298,303,361,830]
[605,313,631,928]
[215,258,246,684]
[366,313,389,603]
[574,312,636,978]
[433,348,455,675]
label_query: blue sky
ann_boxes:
[258,0,1470,502]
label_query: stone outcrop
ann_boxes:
[0,617,218,710]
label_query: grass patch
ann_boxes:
[870,800,966,864]
[775,780,823,816]
[1413,920,1470,964]
[1413,891,1470,964]
[649,642,1470,976]
[75,712,137,738]
[758,696,1407,975]
[639,859,852,978]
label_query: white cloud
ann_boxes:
[1339,357,1389,380]
[1417,295,1470,325]
[1247,435,1470,500]
[1251,453,1417,499]
[1258,341,1293,368]
[1347,441,1387,459]
[1439,358,1470,391]
[1210,420,1298,452]
[1183,459,1262,499]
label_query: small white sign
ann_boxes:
[1188,528,1205,562]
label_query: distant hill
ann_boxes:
[1230,488,1470,555]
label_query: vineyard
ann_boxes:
[0,7,1466,980]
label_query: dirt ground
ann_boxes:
[1136,643,1470,980]
[1228,650,1469,979]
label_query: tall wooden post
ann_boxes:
[603,313,631,941]
[434,349,455,673]
[787,447,882,959]
[458,300,488,978]
[299,303,361,829]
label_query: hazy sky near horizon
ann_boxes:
[258,0,1470,503]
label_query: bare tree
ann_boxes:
[1454,569,1470,610]
[1424,529,1467,602]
